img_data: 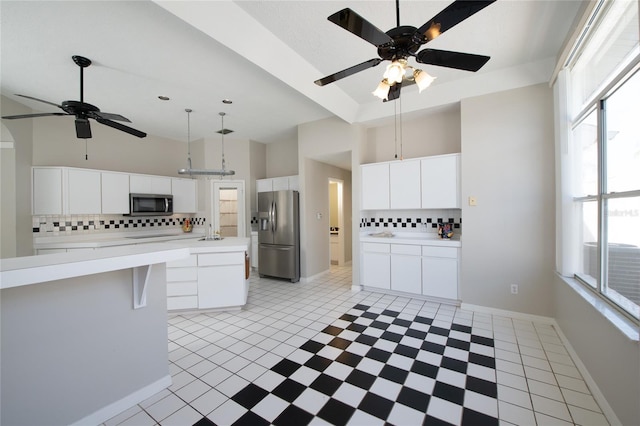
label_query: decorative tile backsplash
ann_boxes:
[360,209,462,234]
[32,214,205,235]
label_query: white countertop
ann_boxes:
[166,237,250,253]
[0,243,190,289]
[360,232,461,247]
[33,230,206,249]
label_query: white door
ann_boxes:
[211,180,246,237]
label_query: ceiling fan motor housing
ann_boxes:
[378,26,422,61]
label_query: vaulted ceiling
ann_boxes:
[1,1,584,144]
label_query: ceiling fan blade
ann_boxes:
[92,111,132,123]
[416,0,496,42]
[2,112,69,120]
[384,82,403,102]
[416,49,490,71]
[95,117,147,138]
[315,58,383,86]
[75,118,92,139]
[15,94,63,109]
[328,8,393,47]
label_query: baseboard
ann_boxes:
[301,269,330,284]
[69,375,172,426]
[552,325,622,426]
[461,303,621,425]
[460,303,556,324]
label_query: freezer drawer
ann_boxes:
[259,243,299,282]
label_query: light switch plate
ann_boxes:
[468,196,477,206]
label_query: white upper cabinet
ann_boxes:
[389,160,421,209]
[129,174,172,195]
[256,175,299,193]
[101,172,130,214]
[67,169,102,214]
[171,177,197,213]
[361,163,390,210]
[421,154,460,208]
[32,167,63,215]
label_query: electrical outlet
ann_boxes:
[510,284,519,294]
[468,196,477,206]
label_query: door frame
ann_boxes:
[211,180,246,237]
[328,178,345,266]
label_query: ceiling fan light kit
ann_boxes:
[315,0,496,101]
[1,55,147,139]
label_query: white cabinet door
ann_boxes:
[362,243,391,289]
[130,174,172,194]
[422,246,459,300]
[390,244,422,294]
[390,160,421,209]
[102,172,130,214]
[256,179,273,193]
[32,167,63,215]
[172,178,197,213]
[421,154,460,208]
[197,265,244,309]
[67,169,102,214]
[361,163,390,210]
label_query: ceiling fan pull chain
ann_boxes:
[399,97,403,160]
[395,0,400,28]
[85,139,88,160]
[394,101,398,159]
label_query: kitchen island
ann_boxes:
[0,243,190,426]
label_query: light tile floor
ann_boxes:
[105,265,609,426]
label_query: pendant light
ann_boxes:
[177,109,235,176]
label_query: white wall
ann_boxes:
[1,123,16,258]
[266,137,298,177]
[460,84,556,316]
[365,104,462,163]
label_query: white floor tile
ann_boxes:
[207,399,247,425]
[174,379,211,403]
[531,394,572,422]
[145,393,187,422]
[427,396,463,425]
[190,388,227,416]
[118,410,157,426]
[251,393,289,422]
[159,404,202,426]
[568,404,610,425]
[498,400,537,425]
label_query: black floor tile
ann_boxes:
[370,320,390,330]
[414,316,433,325]
[397,386,431,412]
[339,313,358,322]
[272,404,314,426]
[469,352,496,369]
[357,392,394,420]
[466,376,498,398]
[345,369,377,390]
[231,383,269,409]
[406,329,428,339]
[362,311,378,319]
[441,357,468,374]
[381,331,403,342]
[461,408,500,426]
[429,326,451,337]
[193,417,216,426]
[352,304,370,311]
[328,336,351,350]
[346,323,367,333]
[422,341,446,354]
[272,378,306,403]
[335,351,362,367]
[433,381,465,405]
[393,318,413,327]
[379,364,409,384]
[304,355,332,372]
[452,324,473,334]
[322,325,343,336]
[471,335,495,347]
[310,373,342,396]
[411,359,439,379]
[394,343,419,359]
[317,398,356,425]
[232,411,270,426]
[272,359,301,377]
[365,347,392,363]
[382,309,400,317]
[355,334,377,346]
[447,338,471,351]
[300,340,325,354]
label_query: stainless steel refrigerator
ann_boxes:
[258,190,300,282]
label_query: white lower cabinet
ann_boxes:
[166,251,248,311]
[422,246,459,300]
[361,240,460,302]
[390,244,422,294]
[197,252,246,309]
[361,242,390,289]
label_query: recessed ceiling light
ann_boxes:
[158,95,170,101]
[222,99,233,104]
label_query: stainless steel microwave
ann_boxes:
[128,193,173,216]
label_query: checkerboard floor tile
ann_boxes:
[105,266,610,426]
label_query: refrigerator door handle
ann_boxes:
[272,201,277,233]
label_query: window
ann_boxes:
[567,0,639,320]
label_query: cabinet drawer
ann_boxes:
[391,244,421,255]
[167,254,197,268]
[166,267,198,282]
[422,246,458,258]
[362,242,390,253]
[167,282,198,297]
[167,296,198,310]
[199,252,243,266]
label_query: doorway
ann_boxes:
[211,180,246,238]
[329,178,344,266]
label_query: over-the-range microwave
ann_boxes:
[127,193,173,216]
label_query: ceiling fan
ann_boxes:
[2,55,146,139]
[314,0,496,101]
